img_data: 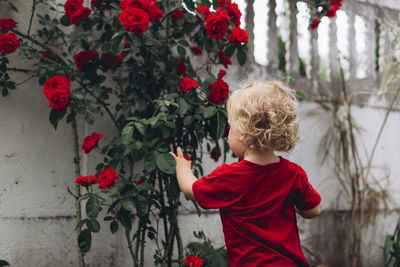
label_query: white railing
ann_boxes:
[238,0,400,99]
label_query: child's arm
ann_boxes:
[169,147,197,200]
[295,203,322,219]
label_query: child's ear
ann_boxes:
[239,134,246,143]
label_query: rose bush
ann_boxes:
[0,0,248,266]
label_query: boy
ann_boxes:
[170,81,322,266]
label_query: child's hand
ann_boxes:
[169,147,192,170]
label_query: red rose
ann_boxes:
[171,9,184,25]
[210,146,221,162]
[0,19,17,33]
[180,77,199,92]
[43,76,71,112]
[327,0,343,17]
[136,179,144,185]
[70,7,91,25]
[75,175,98,186]
[218,69,226,78]
[208,78,229,103]
[119,0,152,10]
[309,16,320,30]
[42,50,55,59]
[217,0,227,8]
[226,2,241,26]
[0,32,20,54]
[64,0,83,17]
[82,132,104,154]
[98,166,118,189]
[177,61,187,74]
[148,4,163,23]
[73,50,98,69]
[228,27,248,44]
[183,256,204,267]
[101,52,122,71]
[195,6,210,21]
[190,46,202,55]
[119,7,150,35]
[218,51,231,68]
[205,10,229,39]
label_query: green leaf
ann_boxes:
[117,208,132,231]
[112,34,125,55]
[60,15,70,26]
[84,112,94,125]
[0,260,10,266]
[121,199,136,211]
[216,112,226,139]
[177,45,186,56]
[66,112,76,124]
[295,91,306,100]
[75,219,89,230]
[109,2,122,10]
[78,229,92,253]
[224,44,236,58]
[111,31,125,40]
[110,221,119,233]
[86,196,101,219]
[49,107,67,130]
[122,125,134,141]
[203,106,217,119]
[178,97,188,115]
[78,193,91,202]
[183,0,196,11]
[144,152,157,172]
[87,219,101,233]
[2,88,8,97]
[136,183,154,191]
[134,195,149,217]
[104,216,113,221]
[155,152,176,175]
[192,200,202,217]
[183,115,193,126]
[237,46,247,66]
[95,191,110,202]
[384,235,393,262]
[135,122,146,136]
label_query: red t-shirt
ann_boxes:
[192,157,321,267]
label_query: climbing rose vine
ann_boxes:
[0,0,248,265]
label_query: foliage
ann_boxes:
[384,224,400,267]
[186,231,228,267]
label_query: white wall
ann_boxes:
[1,1,399,266]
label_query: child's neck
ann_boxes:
[243,149,280,165]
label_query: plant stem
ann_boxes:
[157,172,169,257]
[364,85,400,182]
[71,118,85,267]
[28,0,37,38]
[173,204,183,267]
[6,67,36,73]
[140,226,146,267]
[125,229,139,267]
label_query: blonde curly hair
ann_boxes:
[227,81,300,152]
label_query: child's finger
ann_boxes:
[177,147,184,157]
[169,152,177,160]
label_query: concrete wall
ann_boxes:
[1,1,399,266]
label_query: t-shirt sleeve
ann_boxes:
[293,167,321,211]
[192,163,241,210]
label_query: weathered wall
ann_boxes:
[1,0,399,266]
